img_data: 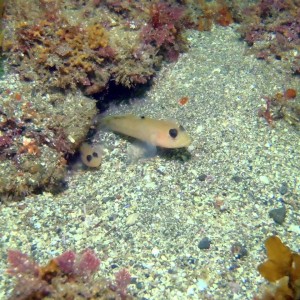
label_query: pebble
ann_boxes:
[288,224,300,234]
[232,176,243,183]
[278,182,288,195]
[231,242,248,259]
[198,237,211,249]
[198,174,207,181]
[259,175,270,184]
[196,279,208,291]
[126,213,139,226]
[268,206,286,224]
[151,247,160,257]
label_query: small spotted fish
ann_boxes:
[80,143,103,168]
[101,114,192,148]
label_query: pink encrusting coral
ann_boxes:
[7,250,40,277]
[112,269,132,299]
[142,3,184,47]
[238,0,300,74]
[258,88,299,129]
[3,0,192,93]
[141,2,186,61]
[7,248,133,299]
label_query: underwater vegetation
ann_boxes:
[2,0,238,95]
[0,89,96,201]
[7,236,300,299]
[7,248,133,299]
[256,236,300,300]
[0,0,4,78]
[2,0,300,92]
[2,0,191,95]
[0,0,4,48]
[197,0,233,31]
[192,0,300,75]
[258,88,300,129]
[236,0,300,74]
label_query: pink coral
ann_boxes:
[7,248,132,299]
[111,268,132,300]
[54,250,76,274]
[7,250,40,277]
[141,2,186,61]
[141,2,184,47]
[74,249,101,278]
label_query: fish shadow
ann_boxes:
[101,132,192,163]
[156,147,192,162]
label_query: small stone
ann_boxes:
[130,277,138,284]
[196,279,208,291]
[126,213,139,226]
[156,166,166,175]
[198,237,211,249]
[288,224,300,234]
[135,281,144,290]
[198,174,207,181]
[232,176,243,183]
[68,135,75,143]
[269,206,286,224]
[187,285,195,296]
[110,263,119,269]
[259,175,270,184]
[196,125,204,133]
[151,247,160,257]
[229,264,239,271]
[231,242,248,259]
[186,257,197,265]
[278,182,288,195]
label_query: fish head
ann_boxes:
[155,122,192,148]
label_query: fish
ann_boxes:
[101,114,192,148]
[80,142,103,167]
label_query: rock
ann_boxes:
[259,175,270,184]
[278,182,288,195]
[232,176,243,183]
[231,242,248,259]
[198,237,211,249]
[269,206,286,224]
[198,174,207,181]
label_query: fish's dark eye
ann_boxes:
[169,128,178,138]
[86,154,92,162]
[140,116,145,119]
[92,152,98,158]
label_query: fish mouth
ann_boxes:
[176,136,192,148]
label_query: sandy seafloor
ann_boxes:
[0,25,300,299]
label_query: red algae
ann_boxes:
[7,249,133,299]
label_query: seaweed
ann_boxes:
[256,236,300,300]
[258,88,299,129]
[7,248,133,299]
[238,0,300,74]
